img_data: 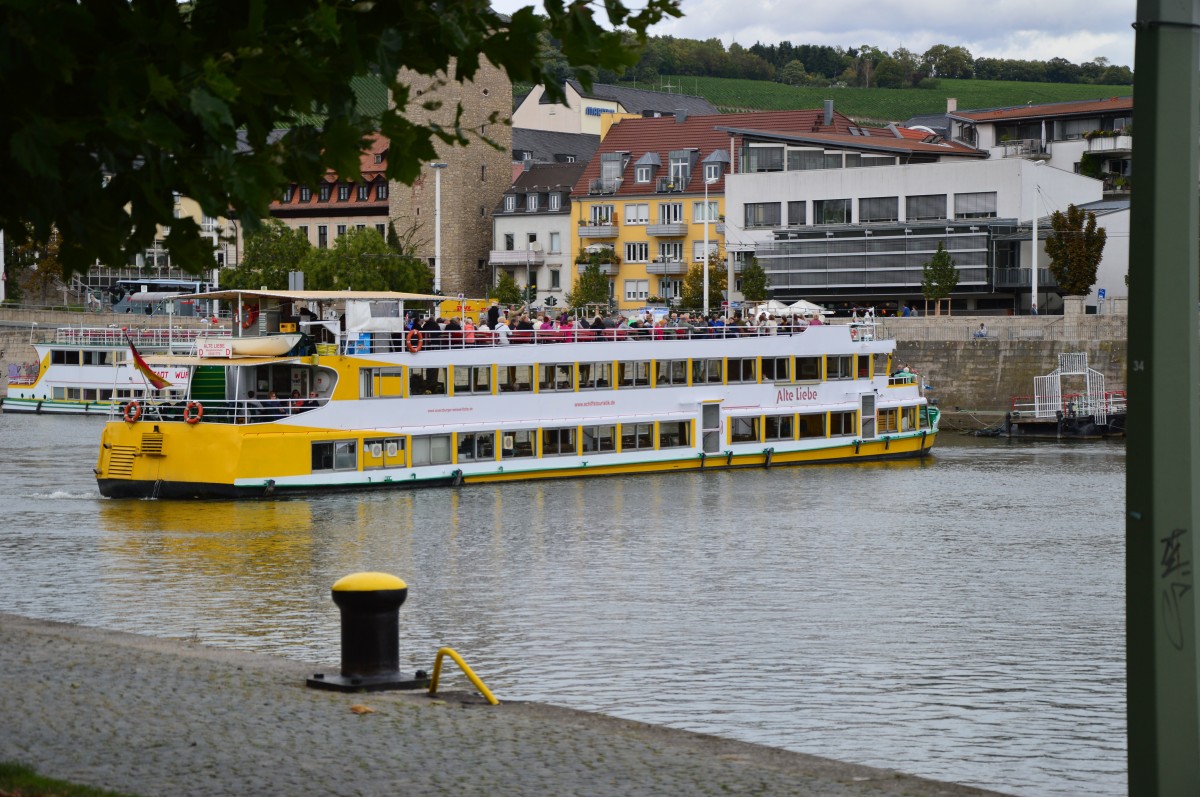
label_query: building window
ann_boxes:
[357,184,370,200]
[504,194,516,212]
[954,191,998,219]
[906,194,947,221]
[336,224,347,238]
[624,279,649,301]
[481,164,487,182]
[299,186,312,202]
[787,201,805,226]
[625,203,649,225]
[704,163,721,181]
[318,183,331,202]
[356,224,366,231]
[744,202,781,228]
[317,225,328,248]
[527,233,538,249]
[658,202,684,224]
[668,149,692,183]
[814,199,851,225]
[590,205,614,224]
[635,165,652,183]
[692,240,718,262]
[659,278,681,299]
[658,242,683,262]
[550,270,561,289]
[859,196,899,223]
[376,182,389,200]
[549,232,561,254]
[742,146,784,173]
[503,233,515,251]
[283,186,295,203]
[625,242,649,263]
[526,194,539,212]
[338,184,350,201]
[693,201,718,223]
[375,223,385,236]
[549,193,561,211]
[565,155,576,162]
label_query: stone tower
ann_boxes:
[389,60,513,298]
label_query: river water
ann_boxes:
[0,413,1125,797]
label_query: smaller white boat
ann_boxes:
[196,334,303,358]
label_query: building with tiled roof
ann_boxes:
[511,129,600,166]
[490,161,587,307]
[514,80,718,136]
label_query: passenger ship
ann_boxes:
[94,290,939,499]
[4,325,225,415]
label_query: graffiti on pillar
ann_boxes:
[1160,527,1192,651]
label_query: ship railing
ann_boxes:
[42,327,230,347]
[1009,391,1127,417]
[113,397,328,424]
[344,322,845,353]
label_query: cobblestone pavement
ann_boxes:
[0,613,1012,797]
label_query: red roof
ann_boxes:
[950,96,1133,124]
[272,133,390,213]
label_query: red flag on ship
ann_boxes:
[127,336,172,390]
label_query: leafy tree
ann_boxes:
[779,60,807,86]
[680,253,727,312]
[1045,204,1107,296]
[921,242,959,316]
[921,44,974,79]
[5,224,64,305]
[1,0,681,277]
[489,270,524,306]
[302,228,430,292]
[220,220,310,290]
[567,263,611,309]
[738,257,769,302]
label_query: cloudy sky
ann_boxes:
[496,0,1138,68]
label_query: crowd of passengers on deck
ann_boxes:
[396,308,829,350]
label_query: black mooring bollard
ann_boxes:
[306,572,430,692]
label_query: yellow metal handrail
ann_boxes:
[429,647,499,705]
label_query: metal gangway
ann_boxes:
[1032,352,1110,425]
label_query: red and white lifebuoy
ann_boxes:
[406,328,423,353]
[850,327,859,341]
[241,304,260,330]
[123,400,142,423]
[183,401,204,424]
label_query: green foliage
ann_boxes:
[489,270,524,306]
[779,60,807,87]
[738,257,769,302]
[1046,204,1107,296]
[921,243,959,305]
[567,263,611,308]
[680,254,727,311]
[1,0,682,277]
[220,220,310,290]
[301,228,431,292]
[0,762,138,797]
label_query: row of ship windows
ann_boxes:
[53,387,185,401]
[310,408,916,472]
[365,353,891,398]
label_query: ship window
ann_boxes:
[312,439,358,471]
[498,365,534,392]
[830,411,857,436]
[410,367,447,396]
[731,417,759,443]
[411,434,452,466]
[857,355,870,379]
[728,358,757,384]
[658,420,690,448]
[578,361,612,390]
[99,390,112,401]
[826,355,853,380]
[691,358,723,384]
[457,432,495,461]
[501,429,536,458]
[582,425,616,453]
[453,365,492,395]
[655,359,688,386]
[620,422,654,450]
[542,427,577,456]
[878,408,900,433]
[362,367,405,398]
[52,387,65,399]
[764,414,795,441]
[795,356,822,381]
[617,361,651,387]
[761,357,791,382]
[538,363,574,392]
[83,351,109,365]
[52,350,81,365]
[798,413,826,438]
[364,437,405,470]
[83,388,97,401]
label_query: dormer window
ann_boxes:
[504,194,516,212]
[526,194,539,212]
[704,163,721,181]
[318,183,331,202]
[635,165,652,183]
[299,186,312,202]
[549,193,561,211]
[283,186,296,203]
[337,184,351,201]
[357,184,370,200]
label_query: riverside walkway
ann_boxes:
[0,612,1012,797]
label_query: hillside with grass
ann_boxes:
[638,76,1134,124]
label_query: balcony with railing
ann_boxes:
[588,178,621,195]
[489,249,546,266]
[647,220,688,237]
[1087,133,1132,156]
[575,261,619,275]
[578,220,619,238]
[646,258,688,275]
[655,176,690,194]
[994,267,1056,289]
[999,139,1050,159]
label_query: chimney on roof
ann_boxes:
[675,109,688,123]
[947,97,957,113]
[823,100,833,127]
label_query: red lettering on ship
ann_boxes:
[776,387,819,404]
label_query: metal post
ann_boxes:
[702,176,718,316]
[0,229,6,304]
[1127,0,1200,793]
[431,162,448,294]
[1030,159,1045,314]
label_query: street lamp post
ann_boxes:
[431,162,448,294]
[702,176,719,317]
[1030,160,1046,315]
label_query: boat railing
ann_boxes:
[40,327,230,347]
[339,321,848,354]
[113,397,328,425]
[1009,390,1127,418]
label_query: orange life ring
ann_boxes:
[123,400,142,423]
[184,401,204,424]
[241,304,260,330]
[850,327,859,341]
[406,328,423,353]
